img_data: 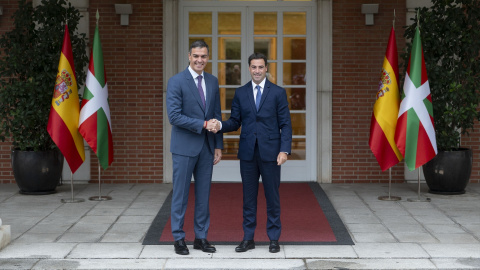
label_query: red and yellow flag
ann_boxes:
[47,24,85,173]
[79,23,114,169]
[369,27,403,171]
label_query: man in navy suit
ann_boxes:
[218,53,292,253]
[166,40,223,255]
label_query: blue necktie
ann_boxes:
[255,85,262,111]
[197,75,205,108]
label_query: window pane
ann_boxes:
[219,88,237,112]
[254,37,277,60]
[284,12,306,35]
[218,63,242,86]
[222,138,240,160]
[189,12,212,35]
[188,37,212,51]
[266,62,277,84]
[218,37,241,60]
[218,12,241,35]
[291,138,306,160]
[283,62,306,85]
[254,12,277,35]
[286,88,306,110]
[290,113,306,136]
[283,38,306,60]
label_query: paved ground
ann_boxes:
[0,182,479,269]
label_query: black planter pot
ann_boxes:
[11,149,64,195]
[422,148,472,195]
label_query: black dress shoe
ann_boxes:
[235,240,255,252]
[269,240,280,253]
[174,239,189,255]
[193,238,216,253]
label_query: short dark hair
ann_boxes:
[248,53,268,66]
[189,40,209,54]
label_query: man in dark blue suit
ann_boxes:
[166,40,223,255]
[219,53,292,253]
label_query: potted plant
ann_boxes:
[403,0,480,194]
[0,0,88,194]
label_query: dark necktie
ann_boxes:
[197,75,205,108]
[255,85,262,111]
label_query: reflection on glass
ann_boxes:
[283,38,306,60]
[219,63,241,86]
[222,138,240,160]
[290,113,306,136]
[285,88,306,110]
[218,37,241,60]
[265,62,276,84]
[290,138,306,160]
[218,13,241,35]
[254,37,277,60]
[219,88,237,110]
[284,12,306,35]
[283,62,306,85]
[254,12,277,35]
[189,12,212,35]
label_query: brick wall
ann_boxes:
[87,0,164,183]
[331,0,407,183]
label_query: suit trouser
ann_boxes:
[240,143,281,241]
[171,136,213,241]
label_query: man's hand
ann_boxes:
[277,152,288,166]
[214,149,222,165]
[206,119,221,133]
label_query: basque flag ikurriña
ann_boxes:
[369,26,403,171]
[395,25,437,171]
[47,24,85,173]
[79,24,114,169]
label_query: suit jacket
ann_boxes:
[221,79,292,161]
[167,68,223,157]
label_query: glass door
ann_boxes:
[180,2,316,181]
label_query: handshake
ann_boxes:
[205,119,221,133]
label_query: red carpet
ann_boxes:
[143,183,353,245]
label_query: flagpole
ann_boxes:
[407,168,431,202]
[61,172,85,203]
[89,163,112,201]
[393,9,396,30]
[378,167,401,201]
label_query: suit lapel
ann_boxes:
[204,73,212,114]
[258,80,271,112]
[184,68,206,113]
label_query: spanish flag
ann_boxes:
[369,27,403,171]
[47,24,85,173]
